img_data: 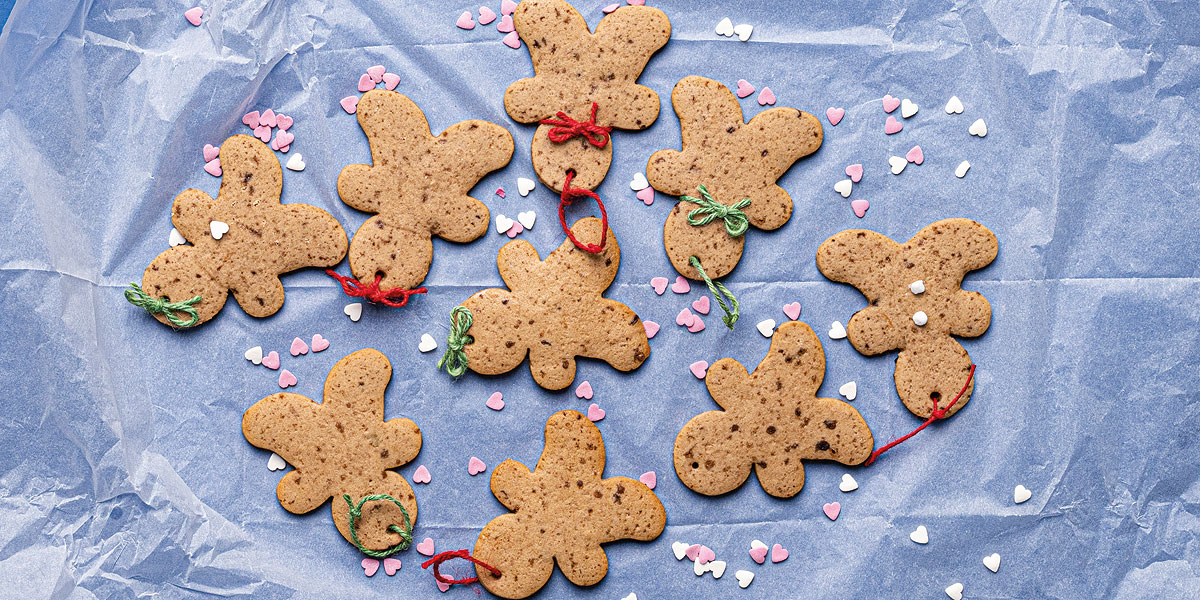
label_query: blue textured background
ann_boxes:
[2,1,1198,598]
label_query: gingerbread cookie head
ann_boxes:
[337,90,514,291]
[504,0,670,191]
[242,349,422,552]
[648,76,823,281]
[673,321,873,498]
[451,216,650,390]
[135,134,347,326]
[473,410,665,599]
[816,218,997,418]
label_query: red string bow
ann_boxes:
[325,270,427,307]
[864,364,976,466]
[540,102,611,148]
[557,170,609,254]
[420,549,501,586]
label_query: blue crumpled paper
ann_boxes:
[2,0,1199,598]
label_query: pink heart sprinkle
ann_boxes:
[361,557,379,577]
[202,144,219,162]
[845,163,863,183]
[357,73,374,92]
[203,158,222,177]
[757,86,776,106]
[687,316,706,333]
[496,187,506,198]
[905,145,924,165]
[684,544,701,561]
[275,114,293,131]
[502,31,521,49]
[436,580,450,593]
[383,557,401,576]
[771,543,790,562]
[749,546,768,564]
[691,296,710,315]
[783,302,802,321]
[627,0,645,5]
[575,380,594,400]
[277,144,290,154]
[366,65,385,83]
[689,360,709,379]
[478,6,497,25]
[505,221,523,238]
[882,94,900,113]
[340,96,359,114]
[455,11,475,30]
[671,276,690,294]
[272,130,294,151]
[587,403,605,422]
[602,3,619,12]
[261,351,280,370]
[851,199,870,218]
[310,334,329,352]
[636,186,654,205]
[382,72,401,91]
[184,7,203,26]
[675,308,695,327]
[643,320,660,339]
[735,79,755,98]
[412,465,431,484]
[501,0,517,15]
[242,110,260,128]
[278,369,297,389]
[650,277,669,295]
[485,392,504,411]
[826,107,845,126]
[416,537,435,556]
[259,109,277,128]
[884,116,903,135]
[254,125,271,142]
[468,456,486,476]
[290,336,309,356]
[697,545,716,565]
[496,15,514,33]
[639,471,656,489]
[822,502,842,520]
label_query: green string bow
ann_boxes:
[437,306,474,377]
[679,185,752,237]
[124,283,201,328]
[343,493,414,558]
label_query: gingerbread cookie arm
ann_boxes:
[541,217,619,291]
[584,299,651,372]
[815,228,902,301]
[274,204,350,270]
[907,218,999,281]
[380,418,422,469]
[170,188,218,245]
[754,456,806,499]
[230,275,286,318]
[846,306,904,356]
[807,396,874,466]
[673,410,753,496]
[703,358,751,411]
[490,459,536,512]
[495,239,546,292]
[595,476,666,541]
[589,6,670,130]
[538,409,606,478]
[951,291,992,337]
[555,542,609,587]
[242,393,322,467]
[216,134,284,206]
[748,321,826,397]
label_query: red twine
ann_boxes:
[325,270,427,308]
[863,364,977,466]
[557,170,609,254]
[539,102,611,148]
[420,549,501,586]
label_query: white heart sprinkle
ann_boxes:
[901,98,919,118]
[209,220,229,240]
[945,582,963,600]
[517,177,535,197]
[693,558,711,576]
[733,23,753,42]
[285,153,305,171]
[1014,484,1032,504]
[750,539,768,550]
[267,453,287,471]
[756,319,776,338]
[343,302,363,322]
[495,214,514,234]
[839,381,857,401]
[418,333,437,353]
[517,210,536,230]
[913,311,928,326]
[834,179,853,198]
[945,95,964,114]
[969,118,988,137]
[620,594,637,600]
[910,525,929,544]
[889,155,907,175]
[629,173,649,191]
[708,560,727,579]
[715,17,734,37]
[672,541,690,560]
[909,280,926,295]
[828,321,847,339]
[244,346,263,365]
[169,227,186,247]
[735,569,755,589]
[955,160,971,178]
[983,553,1001,573]
[839,473,858,492]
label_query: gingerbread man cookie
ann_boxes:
[816,218,997,418]
[337,90,514,291]
[440,216,650,390]
[473,410,666,599]
[505,0,670,192]
[674,321,873,498]
[242,349,422,553]
[129,135,347,327]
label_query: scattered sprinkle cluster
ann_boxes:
[456,0,523,50]
[243,334,330,389]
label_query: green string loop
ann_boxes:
[437,306,474,378]
[124,283,201,328]
[679,185,752,237]
[342,493,414,558]
[689,256,740,330]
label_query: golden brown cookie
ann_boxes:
[473,410,666,599]
[816,218,997,418]
[647,75,823,280]
[449,216,649,390]
[242,349,422,552]
[337,90,514,291]
[673,321,873,498]
[504,0,670,192]
[134,134,347,327]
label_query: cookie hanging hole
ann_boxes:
[930,391,942,402]
[691,462,700,469]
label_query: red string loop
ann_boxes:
[539,102,611,148]
[420,549,501,586]
[863,364,976,466]
[325,270,427,308]
[557,170,609,254]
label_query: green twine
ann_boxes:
[679,185,752,237]
[689,256,740,330]
[124,283,201,328]
[437,306,474,378]
[342,493,414,558]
